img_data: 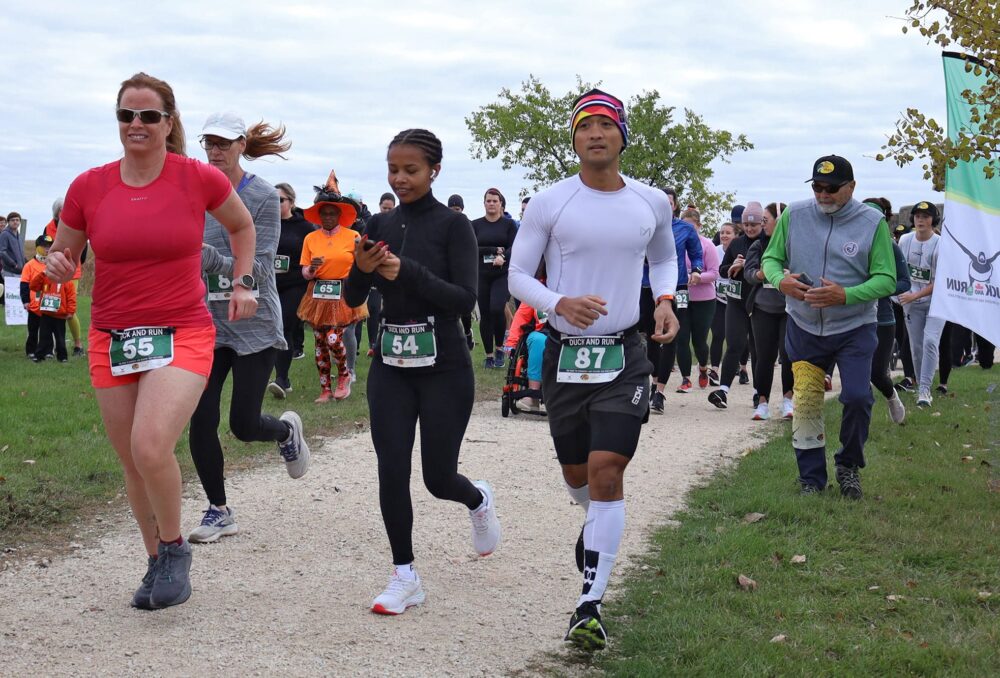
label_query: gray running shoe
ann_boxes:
[131,555,159,610]
[278,411,310,479]
[150,540,192,609]
[188,504,238,543]
[267,381,287,400]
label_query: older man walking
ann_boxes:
[762,155,896,499]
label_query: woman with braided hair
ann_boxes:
[344,128,501,616]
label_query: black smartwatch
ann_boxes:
[234,274,256,290]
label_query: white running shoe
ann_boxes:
[371,573,425,615]
[752,403,770,421]
[278,411,311,479]
[782,398,794,419]
[916,387,933,408]
[469,480,501,556]
[887,392,906,424]
[188,505,238,543]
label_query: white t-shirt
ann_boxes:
[899,231,939,303]
[508,174,677,336]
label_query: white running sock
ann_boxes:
[565,483,590,513]
[395,563,417,581]
[578,499,625,606]
[720,385,730,393]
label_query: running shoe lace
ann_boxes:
[278,436,299,463]
[199,507,226,526]
[839,469,862,494]
[470,506,491,534]
[385,575,413,595]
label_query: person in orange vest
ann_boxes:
[29,243,77,362]
[20,233,51,357]
[45,198,86,356]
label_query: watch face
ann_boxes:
[238,274,255,288]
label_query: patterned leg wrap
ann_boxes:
[326,326,349,378]
[792,361,826,450]
[314,327,332,389]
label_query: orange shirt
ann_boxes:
[20,258,47,314]
[300,227,358,280]
[44,219,83,280]
[30,270,77,318]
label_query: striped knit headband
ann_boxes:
[571,88,629,151]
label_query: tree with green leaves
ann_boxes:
[878,1,999,185]
[465,76,752,228]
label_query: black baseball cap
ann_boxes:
[806,155,854,186]
[911,200,939,220]
[447,194,464,209]
[35,234,53,248]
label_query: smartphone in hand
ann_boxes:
[798,272,815,287]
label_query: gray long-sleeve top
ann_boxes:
[201,174,286,355]
[0,227,26,275]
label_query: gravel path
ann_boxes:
[0,383,777,676]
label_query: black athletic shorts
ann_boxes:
[542,328,652,465]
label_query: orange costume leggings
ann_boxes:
[314,325,349,391]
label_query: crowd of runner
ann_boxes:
[8,71,993,653]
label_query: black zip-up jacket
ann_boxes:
[743,234,786,315]
[344,190,477,372]
[719,232,760,307]
[275,209,315,293]
[471,216,517,277]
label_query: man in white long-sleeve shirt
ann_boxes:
[508,88,678,651]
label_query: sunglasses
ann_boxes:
[200,138,234,151]
[116,108,169,124]
[279,197,292,203]
[811,182,844,195]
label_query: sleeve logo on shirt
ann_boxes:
[842,241,859,257]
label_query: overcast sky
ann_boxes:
[1,0,948,238]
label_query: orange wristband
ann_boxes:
[657,294,674,303]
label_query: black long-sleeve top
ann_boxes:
[719,232,761,307]
[275,209,314,293]
[471,216,517,277]
[344,190,477,372]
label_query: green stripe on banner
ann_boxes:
[943,52,999,212]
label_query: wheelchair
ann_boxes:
[501,323,546,418]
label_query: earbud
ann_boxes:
[430,170,437,179]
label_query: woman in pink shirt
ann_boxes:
[681,208,720,389]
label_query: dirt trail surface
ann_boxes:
[1,385,777,676]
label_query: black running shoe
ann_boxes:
[72,346,85,357]
[935,384,948,395]
[650,391,665,414]
[738,369,750,385]
[894,377,915,393]
[708,368,720,387]
[799,483,823,496]
[565,600,608,651]
[708,389,728,409]
[835,465,863,501]
[575,527,584,573]
[752,392,760,408]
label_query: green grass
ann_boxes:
[0,297,507,546]
[592,367,1000,676]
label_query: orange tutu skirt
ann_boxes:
[297,280,368,328]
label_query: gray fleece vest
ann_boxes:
[784,198,882,336]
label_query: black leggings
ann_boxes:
[190,347,290,507]
[477,272,508,354]
[710,300,726,367]
[721,300,754,388]
[750,309,792,402]
[871,324,896,399]
[892,303,914,379]
[688,299,715,369]
[275,285,307,384]
[365,287,382,348]
[939,321,955,386]
[368,361,482,565]
[656,300,689,384]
